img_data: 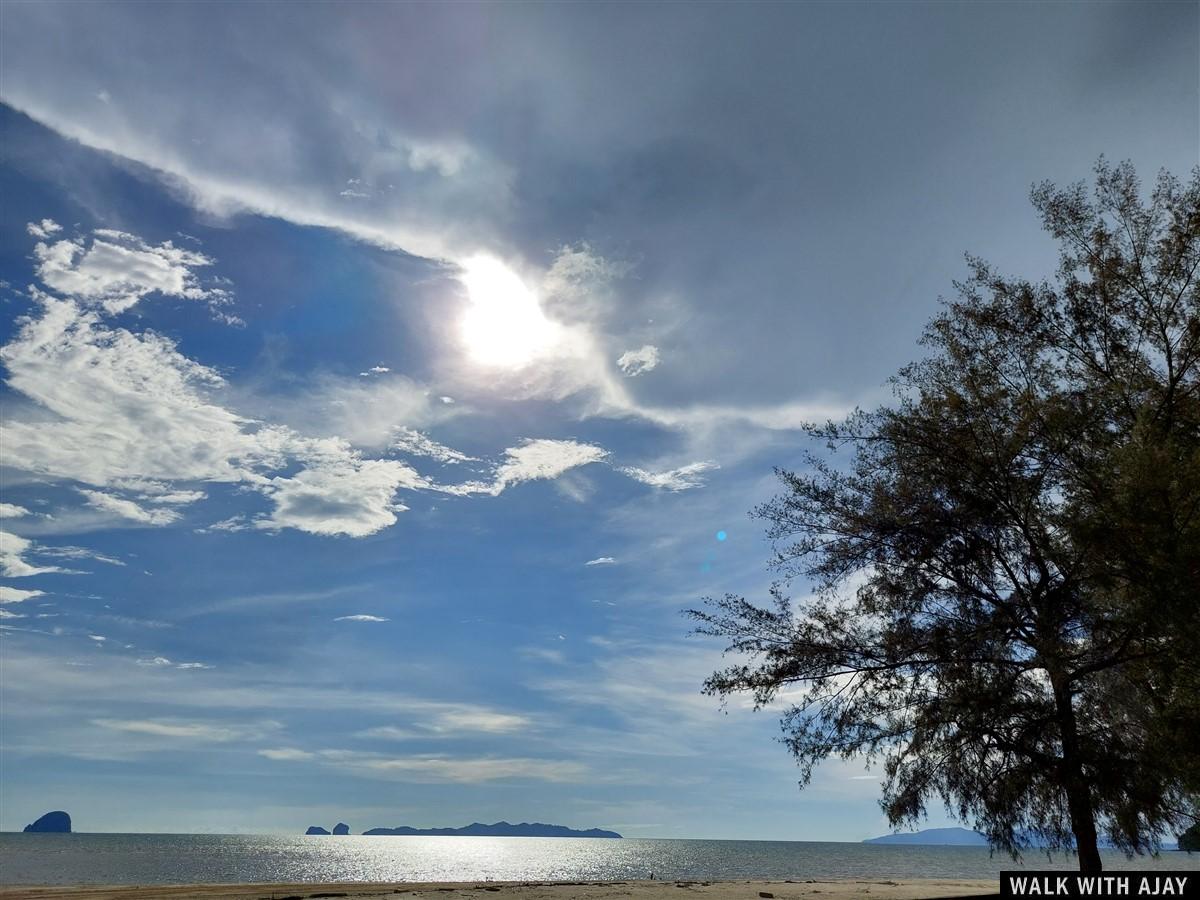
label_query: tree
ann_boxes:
[1180,822,1200,853]
[691,162,1200,874]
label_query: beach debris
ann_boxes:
[758,892,775,897]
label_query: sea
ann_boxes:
[1,834,1197,885]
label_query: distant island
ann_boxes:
[359,821,621,838]
[864,827,986,846]
[864,826,1178,851]
[305,822,351,835]
[23,811,71,833]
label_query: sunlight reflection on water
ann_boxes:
[2,834,1197,885]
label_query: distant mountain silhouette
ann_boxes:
[332,822,350,835]
[361,821,621,838]
[305,826,331,835]
[864,826,1178,851]
[864,827,986,845]
[23,811,71,833]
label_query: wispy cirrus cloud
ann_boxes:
[258,747,314,761]
[356,706,531,740]
[619,461,719,491]
[390,427,477,465]
[92,717,277,742]
[309,749,587,784]
[79,489,182,526]
[0,530,72,578]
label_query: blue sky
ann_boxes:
[0,2,1196,840]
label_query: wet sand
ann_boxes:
[0,878,1000,900]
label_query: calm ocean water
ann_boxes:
[1,834,1197,885]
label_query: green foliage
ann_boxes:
[691,162,1200,873]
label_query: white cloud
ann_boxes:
[195,516,251,534]
[2,66,863,451]
[88,634,107,642]
[3,86,511,266]
[37,543,126,567]
[334,614,389,623]
[424,709,531,734]
[616,344,661,377]
[0,293,273,486]
[79,489,182,526]
[626,399,855,433]
[619,460,719,491]
[0,609,27,619]
[355,726,419,741]
[175,662,213,670]
[33,228,228,315]
[0,585,44,604]
[112,480,207,505]
[2,224,723,546]
[542,244,628,310]
[26,218,62,239]
[0,503,32,519]
[553,471,596,504]
[258,747,314,761]
[435,439,607,498]
[257,439,425,537]
[442,438,608,497]
[585,557,617,566]
[535,641,737,761]
[404,139,474,177]
[355,710,530,739]
[150,491,207,505]
[92,717,267,742]
[264,372,446,450]
[136,656,173,667]
[0,530,70,578]
[314,750,586,784]
[390,427,476,464]
[2,252,422,539]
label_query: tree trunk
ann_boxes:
[1053,678,1103,874]
[1064,770,1103,874]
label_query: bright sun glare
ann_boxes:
[459,256,558,368]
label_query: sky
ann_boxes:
[0,1,1196,841]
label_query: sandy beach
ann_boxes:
[0,879,1000,900]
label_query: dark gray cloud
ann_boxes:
[2,1,1195,410]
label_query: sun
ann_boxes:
[458,255,558,368]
